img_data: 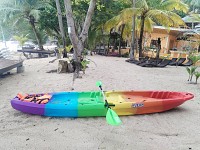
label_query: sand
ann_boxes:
[0,55,200,150]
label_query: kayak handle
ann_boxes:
[105,103,115,107]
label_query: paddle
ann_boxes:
[96,81,122,126]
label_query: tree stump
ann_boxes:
[57,59,74,73]
[67,62,74,73]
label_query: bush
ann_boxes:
[121,52,129,58]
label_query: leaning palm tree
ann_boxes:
[0,0,48,50]
[104,0,188,59]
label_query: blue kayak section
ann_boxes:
[44,92,78,117]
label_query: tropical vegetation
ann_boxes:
[186,55,200,84]
[0,0,200,76]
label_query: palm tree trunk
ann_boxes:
[64,0,96,77]
[107,37,110,55]
[118,24,125,57]
[130,0,136,60]
[138,14,146,59]
[30,23,43,50]
[55,0,67,57]
[101,27,106,55]
[118,38,121,56]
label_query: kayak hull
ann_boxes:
[11,91,194,117]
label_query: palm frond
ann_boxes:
[186,67,191,74]
[122,22,132,42]
[144,17,155,32]
[147,9,185,28]
[104,15,121,33]
[194,71,200,83]
[189,55,200,65]
[191,0,200,6]
[136,0,148,10]
[160,0,189,13]
[189,14,200,21]
[191,66,197,74]
[119,8,142,24]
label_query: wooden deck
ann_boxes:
[0,59,23,75]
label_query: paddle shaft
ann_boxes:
[97,83,122,126]
[99,85,110,108]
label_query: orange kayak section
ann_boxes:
[105,91,194,115]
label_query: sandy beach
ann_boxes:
[0,55,200,150]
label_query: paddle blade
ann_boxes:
[96,81,102,87]
[106,108,122,126]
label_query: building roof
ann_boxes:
[153,26,190,32]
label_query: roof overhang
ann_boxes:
[152,26,191,36]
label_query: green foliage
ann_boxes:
[160,54,170,60]
[186,66,197,82]
[86,0,130,50]
[66,45,73,53]
[104,0,188,52]
[188,54,200,65]
[0,0,48,47]
[0,0,195,56]
[121,52,129,58]
[39,0,70,46]
[82,48,89,56]
[13,35,28,46]
[81,59,90,73]
[194,71,200,84]
[183,0,200,12]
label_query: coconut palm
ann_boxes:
[0,0,48,50]
[104,0,188,58]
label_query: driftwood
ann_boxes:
[57,59,74,73]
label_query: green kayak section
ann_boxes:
[78,91,107,117]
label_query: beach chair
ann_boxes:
[138,59,154,67]
[155,59,171,67]
[125,59,137,63]
[133,56,149,65]
[179,59,193,66]
[177,58,186,66]
[169,58,186,66]
[138,58,163,67]
[168,58,177,65]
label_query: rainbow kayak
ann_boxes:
[11,90,194,117]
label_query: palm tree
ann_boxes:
[184,0,200,12]
[104,0,188,59]
[55,0,67,57]
[0,0,48,50]
[64,0,96,78]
